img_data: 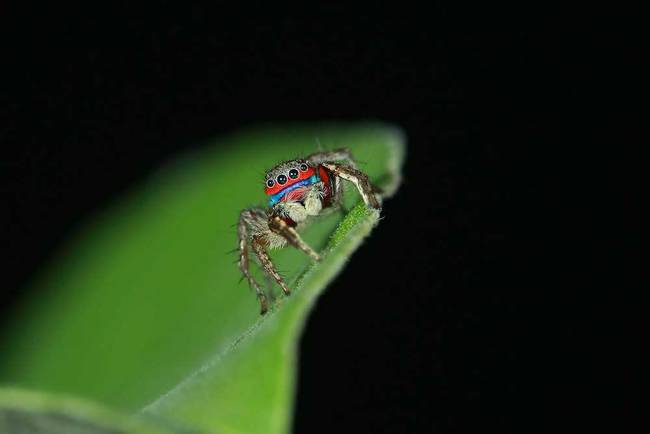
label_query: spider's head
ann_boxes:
[264,159,318,205]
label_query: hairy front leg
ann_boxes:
[251,236,291,296]
[306,147,358,169]
[321,163,381,209]
[238,209,269,314]
[269,215,321,261]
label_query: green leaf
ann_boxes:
[0,123,405,434]
[0,388,178,434]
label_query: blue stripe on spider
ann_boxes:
[268,175,319,206]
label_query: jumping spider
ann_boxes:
[238,148,381,314]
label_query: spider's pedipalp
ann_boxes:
[269,215,321,261]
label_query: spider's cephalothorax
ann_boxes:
[238,148,381,314]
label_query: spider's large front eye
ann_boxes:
[289,168,299,179]
[277,174,287,185]
[300,163,308,171]
[266,179,274,188]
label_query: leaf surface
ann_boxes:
[0,123,405,434]
[0,388,176,434]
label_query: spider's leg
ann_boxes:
[321,163,381,209]
[307,148,361,210]
[269,215,321,261]
[333,177,349,212]
[251,236,292,296]
[263,272,275,300]
[238,209,269,314]
[306,147,358,169]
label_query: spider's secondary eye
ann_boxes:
[266,179,274,188]
[289,168,299,179]
[277,174,287,185]
[300,163,308,171]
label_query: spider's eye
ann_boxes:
[276,174,287,185]
[289,168,299,179]
[300,163,308,171]
[266,179,274,188]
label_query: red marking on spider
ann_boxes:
[264,166,315,195]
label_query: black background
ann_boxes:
[1,5,642,434]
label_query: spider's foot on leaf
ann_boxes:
[258,294,269,315]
